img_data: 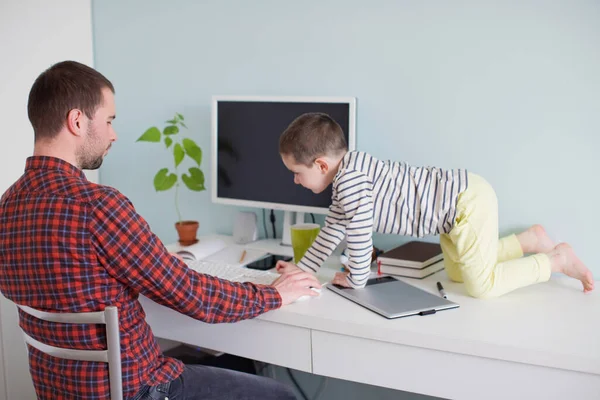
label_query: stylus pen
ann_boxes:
[436,281,447,299]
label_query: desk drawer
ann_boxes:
[141,297,312,372]
[312,331,599,400]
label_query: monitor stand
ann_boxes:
[246,210,343,259]
[246,211,306,257]
[281,211,305,246]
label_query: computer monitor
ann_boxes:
[211,95,356,244]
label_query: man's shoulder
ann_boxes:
[53,177,133,215]
[0,179,20,204]
[82,182,132,207]
[61,177,123,204]
[0,162,133,215]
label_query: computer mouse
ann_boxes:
[295,287,322,302]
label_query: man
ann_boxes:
[0,61,320,399]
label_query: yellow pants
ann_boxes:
[440,173,551,298]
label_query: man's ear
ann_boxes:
[314,157,329,174]
[66,109,84,136]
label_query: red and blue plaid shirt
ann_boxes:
[0,156,282,399]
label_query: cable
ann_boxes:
[270,209,276,239]
[253,360,269,376]
[259,364,327,399]
[262,209,268,239]
[285,368,309,400]
[310,213,315,224]
[312,377,329,400]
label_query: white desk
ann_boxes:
[142,236,600,400]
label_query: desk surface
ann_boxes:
[266,270,599,375]
[151,235,600,399]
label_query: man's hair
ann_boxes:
[279,112,347,166]
[27,60,115,141]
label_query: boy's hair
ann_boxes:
[279,112,347,166]
[27,60,115,141]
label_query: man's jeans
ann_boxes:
[131,364,297,400]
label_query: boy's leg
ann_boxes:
[440,233,463,282]
[484,224,556,264]
[440,233,523,283]
[514,224,556,255]
[448,173,551,298]
[496,234,523,263]
[147,363,297,400]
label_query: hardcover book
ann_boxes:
[377,241,443,269]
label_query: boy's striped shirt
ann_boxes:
[298,151,468,288]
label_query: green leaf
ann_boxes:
[153,168,177,191]
[173,143,184,167]
[165,119,178,124]
[179,121,188,129]
[164,137,173,148]
[163,125,179,135]
[137,127,161,142]
[176,113,184,120]
[182,167,205,191]
[182,138,202,166]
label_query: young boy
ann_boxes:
[276,112,594,298]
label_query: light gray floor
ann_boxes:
[262,364,446,400]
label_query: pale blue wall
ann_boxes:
[93,0,599,279]
[92,1,598,399]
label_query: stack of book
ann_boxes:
[377,241,444,279]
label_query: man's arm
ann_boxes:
[90,189,280,323]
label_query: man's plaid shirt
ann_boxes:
[0,156,281,399]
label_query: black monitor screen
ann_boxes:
[215,100,353,211]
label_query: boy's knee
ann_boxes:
[445,267,463,283]
[468,289,495,299]
[464,281,496,299]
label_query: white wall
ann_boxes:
[0,1,94,398]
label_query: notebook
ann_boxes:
[176,238,228,262]
[377,241,443,268]
[327,275,459,319]
[175,238,266,265]
[379,260,444,279]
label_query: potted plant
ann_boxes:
[137,113,205,245]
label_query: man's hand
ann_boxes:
[332,271,352,287]
[275,260,303,274]
[272,269,322,306]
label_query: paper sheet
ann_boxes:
[176,238,228,261]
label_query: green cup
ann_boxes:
[291,223,321,263]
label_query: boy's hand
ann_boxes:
[332,271,352,287]
[276,260,303,274]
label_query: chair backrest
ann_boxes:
[16,305,123,400]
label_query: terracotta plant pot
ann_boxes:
[175,221,199,246]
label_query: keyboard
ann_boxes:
[187,259,280,285]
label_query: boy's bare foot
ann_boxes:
[549,243,595,293]
[517,224,555,254]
